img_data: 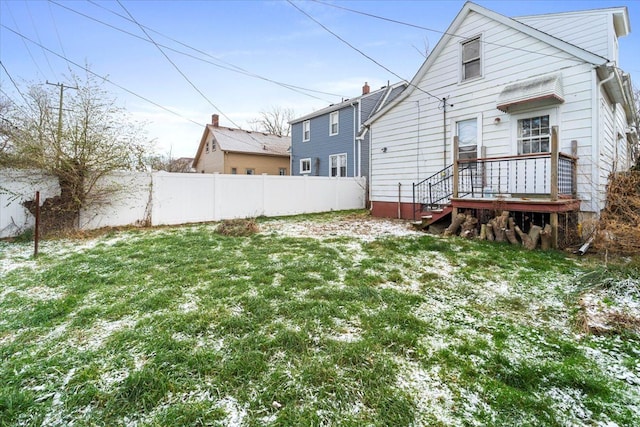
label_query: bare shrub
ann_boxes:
[594,171,640,255]
[216,218,259,237]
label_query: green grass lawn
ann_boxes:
[1,212,639,426]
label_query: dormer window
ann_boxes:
[330,111,339,136]
[462,36,481,81]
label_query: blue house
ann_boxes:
[290,81,406,178]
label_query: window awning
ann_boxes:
[496,74,564,113]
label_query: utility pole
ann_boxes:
[46,81,77,143]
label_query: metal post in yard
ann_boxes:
[34,191,40,258]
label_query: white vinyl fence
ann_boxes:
[0,170,366,238]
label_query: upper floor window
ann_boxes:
[517,115,550,154]
[279,168,287,176]
[462,37,481,81]
[246,168,255,175]
[303,120,310,142]
[300,158,311,174]
[330,111,339,136]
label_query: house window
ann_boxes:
[300,158,311,174]
[279,168,287,176]
[517,115,550,154]
[211,141,216,151]
[303,120,310,142]
[456,118,478,161]
[462,36,481,81]
[329,153,347,177]
[206,141,210,153]
[246,168,255,175]
[456,118,481,188]
[330,111,339,135]
[231,168,237,174]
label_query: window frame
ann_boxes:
[302,120,310,142]
[516,115,551,155]
[329,111,339,136]
[329,153,347,177]
[279,167,287,176]
[510,108,557,156]
[461,36,482,82]
[300,158,311,174]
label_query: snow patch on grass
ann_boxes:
[395,361,457,426]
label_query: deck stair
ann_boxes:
[415,205,453,229]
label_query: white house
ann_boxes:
[365,2,638,244]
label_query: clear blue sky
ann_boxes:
[1,0,638,158]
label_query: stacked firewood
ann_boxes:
[444,211,552,250]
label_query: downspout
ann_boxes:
[357,102,362,177]
[352,102,357,177]
[368,125,373,211]
[595,69,616,210]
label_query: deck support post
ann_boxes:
[452,136,459,217]
[550,126,559,248]
[550,212,559,249]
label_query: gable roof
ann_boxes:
[290,81,407,125]
[193,125,290,167]
[365,1,614,127]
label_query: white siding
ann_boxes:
[370,10,598,207]
[517,13,611,60]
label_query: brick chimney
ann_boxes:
[362,82,370,95]
[211,114,219,127]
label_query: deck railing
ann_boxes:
[457,152,576,198]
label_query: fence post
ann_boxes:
[34,191,40,258]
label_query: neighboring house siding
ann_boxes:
[516,14,610,60]
[195,135,224,173]
[224,152,289,175]
[292,107,355,176]
[370,10,605,210]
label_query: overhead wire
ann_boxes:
[286,0,445,105]
[48,0,342,101]
[3,2,47,79]
[116,0,276,150]
[1,24,204,128]
[311,0,596,64]
[24,0,57,77]
[0,60,30,106]
[47,0,68,59]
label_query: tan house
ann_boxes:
[193,114,291,175]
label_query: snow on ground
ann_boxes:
[260,216,423,241]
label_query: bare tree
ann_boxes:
[0,71,153,233]
[248,106,295,136]
[148,149,194,173]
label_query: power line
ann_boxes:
[48,0,342,102]
[115,0,244,132]
[115,1,271,150]
[47,0,68,59]
[0,60,29,105]
[0,24,204,128]
[311,0,597,64]
[286,0,444,104]
[25,0,56,76]
[3,1,47,79]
